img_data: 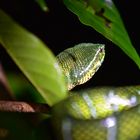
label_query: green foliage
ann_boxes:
[0,10,67,106]
[7,73,45,102]
[63,0,140,69]
[35,0,49,12]
[0,112,34,140]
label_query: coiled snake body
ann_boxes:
[51,43,140,140]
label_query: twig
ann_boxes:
[0,63,15,100]
[0,101,50,113]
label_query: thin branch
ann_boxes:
[0,63,15,100]
[0,101,50,113]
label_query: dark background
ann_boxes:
[0,0,140,89]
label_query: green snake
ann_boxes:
[51,43,140,140]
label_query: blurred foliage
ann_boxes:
[35,0,49,12]
[7,72,45,102]
[0,9,67,106]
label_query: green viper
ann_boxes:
[51,43,140,140]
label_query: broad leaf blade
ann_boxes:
[64,0,140,69]
[0,10,67,106]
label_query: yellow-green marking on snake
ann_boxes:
[65,86,140,120]
[52,43,140,140]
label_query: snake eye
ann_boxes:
[56,43,105,90]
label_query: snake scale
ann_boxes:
[51,43,140,140]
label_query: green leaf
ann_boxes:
[35,0,49,12]
[0,10,67,106]
[7,72,46,103]
[63,0,140,69]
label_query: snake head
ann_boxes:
[56,43,105,90]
